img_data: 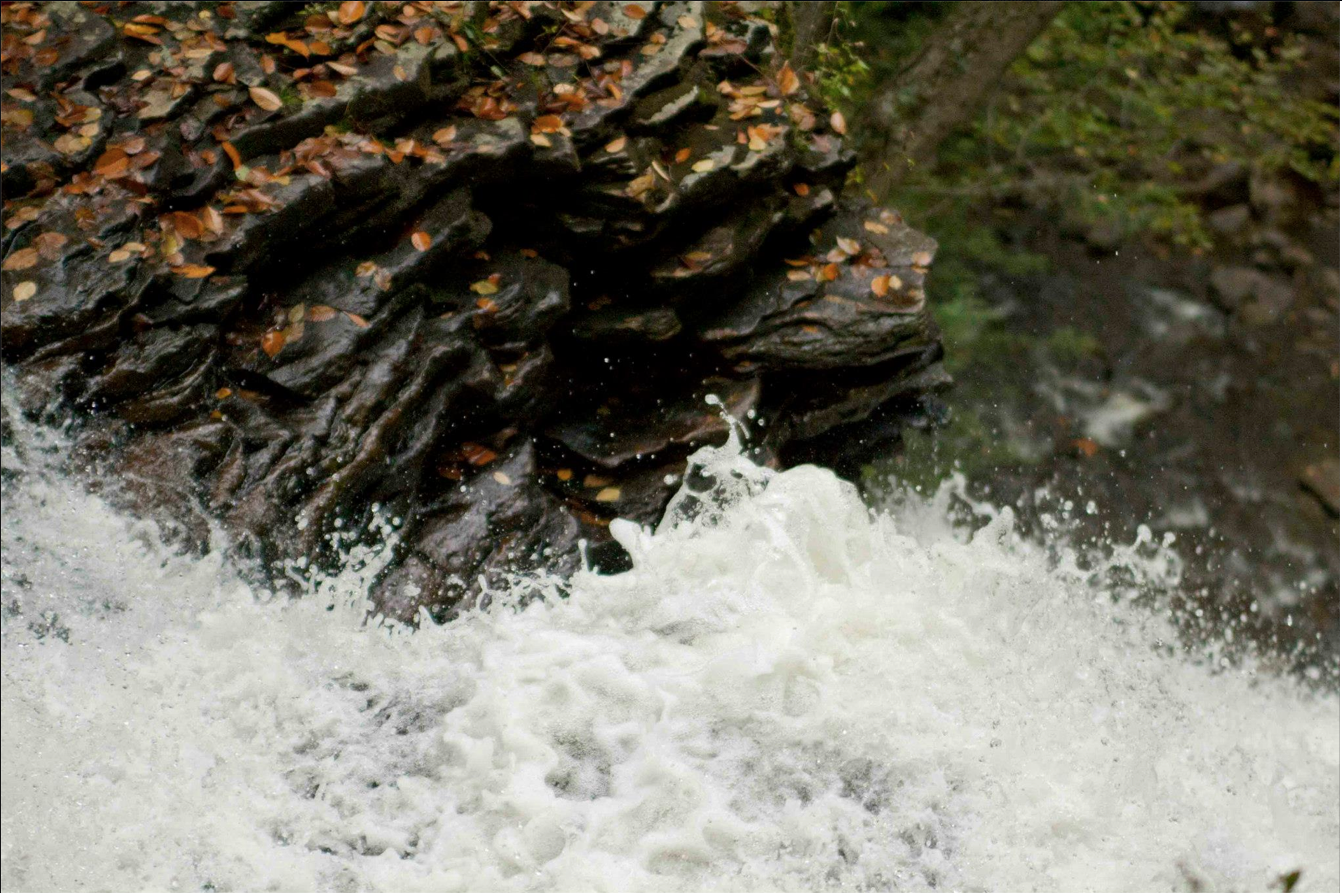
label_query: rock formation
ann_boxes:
[1,0,947,620]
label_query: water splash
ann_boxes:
[1,403,1336,892]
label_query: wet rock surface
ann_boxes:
[1,1,946,621]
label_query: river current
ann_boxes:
[1,401,1337,892]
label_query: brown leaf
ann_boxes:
[12,281,36,302]
[462,443,497,466]
[307,304,338,322]
[32,231,67,258]
[411,231,431,251]
[249,86,283,112]
[221,141,242,169]
[260,330,286,358]
[1072,438,1100,458]
[777,63,800,96]
[595,487,621,502]
[213,61,235,83]
[171,211,203,240]
[623,4,648,19]
[863,220,889,235]
[556,468,573,481]
[518,52,546,66]
[830,110,847,135]
[2,248,39,271]
[604,136,626,153]
[870,274,890,298]
[172,264,216,278]
[94,148,130,178]
[345,311,369,328]
[836,236,861,256]
[792,182,810,196]
[337,0,365,25]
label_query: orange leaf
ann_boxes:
[344,311,369,328]
[411,231,431,251]
[1072,438,1101,458]
[307,304,338,322]
[172,264,216,278]
[777,63,800,96]
[870,274,890,298]
[94,148,130,178]
[533,114,563,133]
[260,330,286,357]
[249,86,283,112]
[604,136,627,153]
[819,262,839,282]
[221,141,242,169]
[674,147,691,163]
[337,0,365,25]
[623,4,647,20]
[2,248,39,271]
[792,182,810,196]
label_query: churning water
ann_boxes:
[1,403,1337,893]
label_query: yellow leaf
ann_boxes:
[12,281,37,302]
[691,158,714,173]
[470,279,499,295]
[595,487,621,502]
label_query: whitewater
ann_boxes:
[1,402,1337,893]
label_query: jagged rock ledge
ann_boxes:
[1,0,947,621]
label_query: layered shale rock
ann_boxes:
[1,0,947,620]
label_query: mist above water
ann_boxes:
[1,406,1337,893]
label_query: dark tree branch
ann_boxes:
[867,1,1066,193]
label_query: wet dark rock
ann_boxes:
[1,0,947,621]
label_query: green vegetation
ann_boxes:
[841,1,1338,249]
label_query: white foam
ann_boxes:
[1,411,1337,892]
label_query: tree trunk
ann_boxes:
[785,0,838,75]
[1,1,947,622]
[867,1,1065,192]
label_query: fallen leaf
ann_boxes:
[604,136,627,153]
[2,248,39,271]
[786,269,812,282]
[492,471,512,485]
[337,0,365,25]
[215,387,233,399]
[1072,438,1100,458]
[623,4,648,19]
[830,110,847,135]
[213,61,235,83]
[249,86,283,112]
[595,487,620,502]
[691,158,714,172]
[432,125,457,146]
[463,443,497,466]
[470,279,500,295]
[260,330,285,357]
[345,311,369,328]
[556,468,573,481]
[778,63,800,96]
[32,232,67,258]
[870,274,889,297]
[863,220,889,235]
[530,132,552,147]
[108,249,133,263]
[221,141,242,168]
[411,231,431,251]
[518,51,546,66]
[677,14,698,29]
[819,262,839,281]
[12,281,36,302]
[171,211,203,239]
[674,147,691,163]
[793,182,810,196]
[172,264,216,278]
[533,114,564,133]
[836,236,860,256]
